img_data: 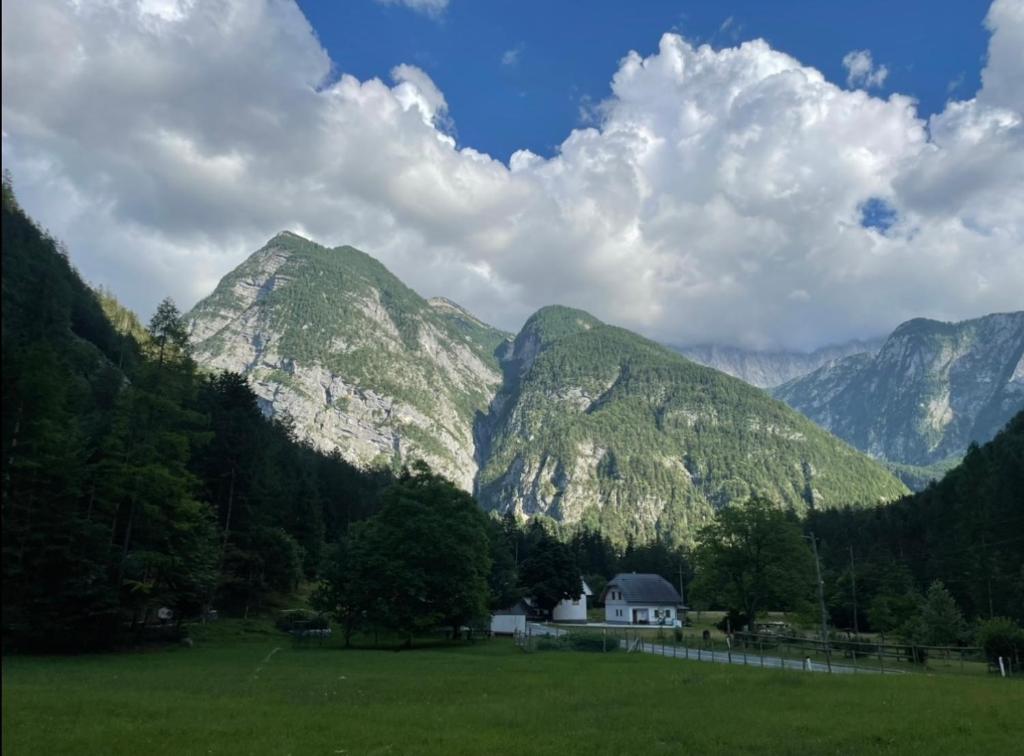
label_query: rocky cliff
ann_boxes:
[187,232,510,490]
[774,312,1024,469]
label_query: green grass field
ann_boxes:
[4,622,1022,755]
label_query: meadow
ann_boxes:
[3,621,1022,755]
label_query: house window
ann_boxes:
[616,609,623,617]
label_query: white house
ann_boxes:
[602,573,684,625]
[551,578,593,623]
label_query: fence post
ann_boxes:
[760,639,765,668]
[684,634,689,660]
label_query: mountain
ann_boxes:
[773,313,1024,475]
[189,235,908,544]
[474,306,907,542]
[675,339,884,388]
[187,232,511,490]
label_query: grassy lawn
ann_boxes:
[4,623,1022,755]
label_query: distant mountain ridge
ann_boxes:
[188,235,909,543]
[675,339,885,388]
[773,312,1024,472]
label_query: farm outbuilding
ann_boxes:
[490,599,535,635]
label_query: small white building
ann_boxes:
[551,578,593,623]
[602,573,684,625]
[489,599,534,635]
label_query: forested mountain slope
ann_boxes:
[475,307,908,544]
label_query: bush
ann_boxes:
[715,610,750,633]
[536,637,564,651]
[275,609,329,633]
[976,617,1024,663]
[566,633,618,653]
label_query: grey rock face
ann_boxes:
[187,232,509,491]
[773,312,1024,467]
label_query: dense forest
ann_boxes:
[1,176,392,650]
[806,410,1024,632]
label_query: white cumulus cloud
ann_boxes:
[843,49,889,89]
[2,0,1022,351]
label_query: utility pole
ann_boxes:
[807,532,832,672]
[849,544,859,636]
[678,562,685,607]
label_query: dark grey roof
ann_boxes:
[492,598,544,617]
[602,573,681,604]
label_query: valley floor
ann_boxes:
[3,622,1021,755]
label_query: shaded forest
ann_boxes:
[2,176,392,650]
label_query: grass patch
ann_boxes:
[4,629,1022,755]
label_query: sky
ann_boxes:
[2,0,1022,351]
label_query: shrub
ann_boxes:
[536,637,564,651]
[275,609,329,633]
[976,617,1024,663]
[715,610,750,634]
[566,633,618,653]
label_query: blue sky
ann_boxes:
[300,0,993,162]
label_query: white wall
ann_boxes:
[604,601,678,625]
[552,594,587,623]
[490,614,527,635]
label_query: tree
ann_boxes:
[486,517,521,609]
[320,463,492,645]
[312,537,367,647]
[975,617,1024,664]
[147,298,190,367]
[861,563,920,636]
[519,522,580,615]
[904,580,968,646]
[691,496,814,628]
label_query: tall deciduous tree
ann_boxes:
[691,496,814,627]
[323,463,492,645]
